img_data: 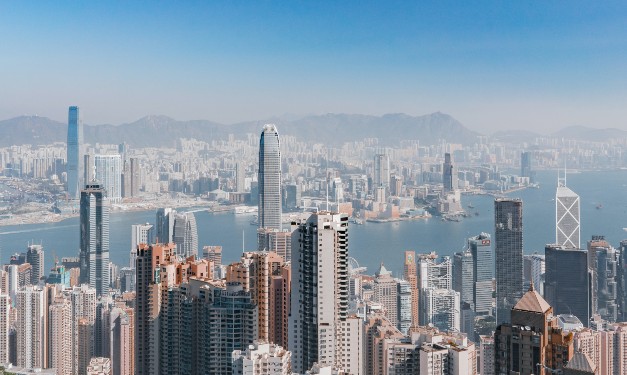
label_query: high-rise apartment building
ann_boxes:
[173,212,198,258]
[258,124,282,231]
[479,335,495,375]
[49,297,73,375]
[70,285,97,375]
[587,236,619,322]
[232,341,292,375]
[26,244,44,285]
[442,152,457,192]
[80,183,110,296]
[155,207,175,244]
[236,162,246,192]
[0,294,10,365]
[403,251,420,329]
[521,151,533,182]
[202,245,222,267]
[397,280,412,335]
[109,306,134,375]
[130,223,154,268]
[67,106,83,199]
[121,157,141,198]
[257,228,293,262]
[544,245,591,326]
[556,179,580,249]
[288,212,349,373]
[16,285,47,369]
[495,198,524,324]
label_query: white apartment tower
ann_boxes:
[0,294,10,365]
[556,173,580,249]
[258,124,282,231]
[93,154,122,203]
[49,298,73,375]
[130,223,154,268]
[288,212,349,373]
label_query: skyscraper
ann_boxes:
[373,263,398,326]
[403,250,420,329]
[26,244,44,285]
[67,106,83,199]
[258,124,282,230]
[521,151,533,182]
[236,162,246,192]
[442,152,457,192]
[544,244,590,326]
[468,233,494,316]
[155,208,175,244]
[80,183,110,296]
[556,177,580,249]
[173,212,198,259]
[495,198,524,324]
[16,285,47,369]
[373,153,390,192]
[0,294,10,365]
[94,154,122,203]
[288,212,349,373]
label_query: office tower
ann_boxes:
[283,184,300,209]
[16,286,47,369]
[453,249,475,336]
[119,268,135,293]
[236,162,246,192]
[258,124,282,230]
[87,357,112,375]
[80,183,110,296]
[403,251,419,328]
[130,223,154,268]
[418,253,452,290]
[49,297,73,375]
[397,280,412,335]
[48,262,71,287]
[587,237,619,323]
[173,212,198,258]
[288,212,349,373]
[373,153,390,192]
[93,154,122,202]
[155,207,175,244]
[479,335,495,375]
[67,106,83,199]
[521,151,533,181]
[390,174,403,196]
[110,306,134,375]
[468,233,494,316]
[556,177,581,249]
[530,253,546,295]
[494,198,524,324]
[135,243,177,375]
[202,245,222,267]
[544,245,591,326]
[84,154,93,184]
[373,263,398,326]
[26,244,44,285]
[494,284,574,374]
[121,158,141,198]
[0,294,10,365]
[232,342,292,375]
[420,288,461,332]
[442,152,457,192]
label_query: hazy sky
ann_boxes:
[1,1,626,133]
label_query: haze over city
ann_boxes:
[2,1,627,133]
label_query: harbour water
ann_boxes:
[1,169,626,276]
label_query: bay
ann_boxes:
[1,170,626,277]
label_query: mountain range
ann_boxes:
[0,113,624,148]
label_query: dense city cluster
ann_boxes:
[0,107,626,375]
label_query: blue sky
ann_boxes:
[1,1,626,133]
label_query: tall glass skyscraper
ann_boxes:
[556,177,580,249]
[94,154,122,202]
[258,124,282,230]
[80,183,110,296]
[468,233,494,316]
[66,106,83,199]
[494,198,523,324]
[173,212,198,258]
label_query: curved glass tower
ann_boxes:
[67,106,83,199]
[258,124,282,230]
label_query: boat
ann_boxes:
[596,204,603,210]
[467,203,475,209]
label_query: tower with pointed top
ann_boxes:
[258,124,282,231]
[556,171,581,249]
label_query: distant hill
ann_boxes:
[491,129,542,144]
[0,112,480,147]
[551,125,627,142]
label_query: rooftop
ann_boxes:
[513,283,551,313]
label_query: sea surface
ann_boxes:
[1,170,626,277]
